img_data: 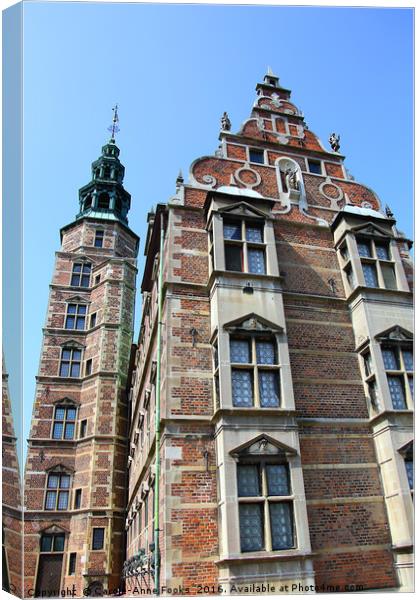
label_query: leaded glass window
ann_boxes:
[223,219,266,274]
[362,263,378,287]
[382,348,399,370]
[357,241,372,258]
[52,405,77,440]
[59,348,82,378]
[246,224,263,243]
[230,335,280,408]
[248,248,266,274]
[375,243,390,260]
[231,370,253,407]
[224,222,241,241]
[403,350,414,371]
[45,473,70,510]
[238,462,294,553]
[65,304,87,330]
[71,263,91,287]
[387,376,406,409]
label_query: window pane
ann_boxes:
[69,553,77,575]
[408,376,414,400]
[82,264,91,274]
[382,348,399,370]
[387,376,406,409]
[92,528,104,550]
[60,363,69,377]
[55,407,65,420]
[64,423,75,439]
[248,248,266,274]
[66,408,76,421]
[57,491,69,510]
[368,381,377,404]
[225,245,242,271]
[70,363,80,377]
[270,502,294,550]
[363,352,372,376]
[65,316,75,329]
[357,241,372,258]
[60,475,70,488]
[239,504,264,552]
[405,459,414,490]
[72,264,82,273]
[362,263,378,287]
[71,275,80,286]
[52,422,64,439]
[232,370,253,407]
[403,350,413,371]
[256,341,276,365]
[249,149,264,164]
[45,491,57,509]
[81,275,90,287]
[382,264,396,289]
[40,535,53,552]
[223,222,241,240]
[266,464,290,496]
[54,534,65,552]
[62,350,71,360]
[76,317,85,330]
[246,224,263,243]
[78,305,87,315]
[237,465,261,497]
[230,339,250,363]
[47,474,59,488]
[376,244,389,260]
[67,304,77,314]
[346,267,354,288]
[73,350,82,361]
[75,489,82,509]
[259,371,280,407]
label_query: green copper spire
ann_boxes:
[76,106,131,224]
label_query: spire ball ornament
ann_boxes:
[329,132,340,152]
[221,112,231,131]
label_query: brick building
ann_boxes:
[2,355,23,596]
[23,127,139,596]
[124,71,413,594]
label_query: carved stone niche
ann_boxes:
[277,157,302,201]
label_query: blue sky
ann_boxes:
[4,2,413,461]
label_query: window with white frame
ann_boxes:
[230,335,280,408]
[224,219,266,274]
[237,460,294,552]
[357,237,396,290]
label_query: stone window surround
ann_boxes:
[50,399,79,441]
[43,465,73,512]
[216,432,312,560]
[211,315,295,413]
[398,441,414,497]
[357,329,414,414]
[336,225,409,297]
[70,259,92,288]
[64,301,88,331]
[206,200,279,278]
[58,342,84,379]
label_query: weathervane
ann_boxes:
[108,104,120,141]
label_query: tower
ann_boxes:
[125,71,413,593]
[24,117,139,596]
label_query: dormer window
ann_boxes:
[224,220,266,274]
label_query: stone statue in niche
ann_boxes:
[285,167,299,191]
[329,132,341,152]
[221,112,231,131]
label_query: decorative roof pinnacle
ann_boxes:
[108,103,120,142]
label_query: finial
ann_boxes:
[176,169,184,189]
[329,132,340,152]
[221,112,231,131]
[108,104,120,141]
[385,204,394,219]
[267,65,274,76]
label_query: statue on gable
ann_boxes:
[221,112,231,131]
[285,167,299,191]
[329,132,341,152]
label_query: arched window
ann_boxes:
[97,192,110,210]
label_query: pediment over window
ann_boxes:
[52,397,80,407]
[45,462,74,474]
[219,202,268,220]
[230,434,297,459]
[59,339,85,349]
[64,295,90,304]
[375,325,413,344]
[350,222,390,238]
[71,255,92,264]
[39,524,69,535]
[224,313,283,334]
